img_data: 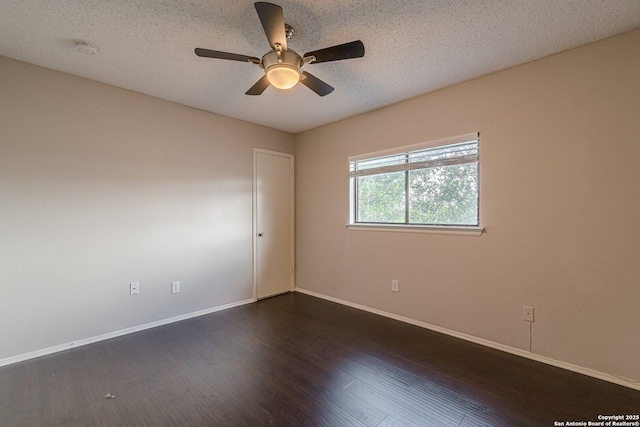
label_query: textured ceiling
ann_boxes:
[1,1,639,133]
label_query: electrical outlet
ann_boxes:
[171,281,181,294]
[523,306,534,322]
[130,282,140,295]
[391,280,399,292]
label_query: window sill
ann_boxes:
[346,223,484,236]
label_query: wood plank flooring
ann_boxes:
[1,292,638,426]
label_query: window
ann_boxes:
[349,133,479,229]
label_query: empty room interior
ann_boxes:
[1,1,640,426]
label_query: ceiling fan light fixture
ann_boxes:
[266,64,300,89]
[261,49,303,90]
[194,2,365,96]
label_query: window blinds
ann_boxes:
[349,133,479,178]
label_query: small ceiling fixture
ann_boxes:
[194,2,365,96]
[72,40,98,55]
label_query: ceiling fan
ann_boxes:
[195,2,365,96]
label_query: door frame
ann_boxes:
[252,148,295,300]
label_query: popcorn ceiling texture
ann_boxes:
[0,0,639,133]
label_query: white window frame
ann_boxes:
[348,132,484,236]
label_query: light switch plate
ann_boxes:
[130,282,140,295]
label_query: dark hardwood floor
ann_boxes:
[1,292,638,426]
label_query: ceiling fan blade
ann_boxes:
[195,48,260,63]
[304,40,365,64]
[300,72,334,97]
[255,2,287,50]
[245,75,271,95]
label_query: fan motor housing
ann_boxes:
[261,49,302,71]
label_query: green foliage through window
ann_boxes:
[357,172,405,223]
[350,135,479,226]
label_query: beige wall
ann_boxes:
[294,29,640,381]
[0,56,293,361]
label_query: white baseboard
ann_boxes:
[295,287,640,392]
[0,298,255,368]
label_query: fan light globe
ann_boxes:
[266,65,300,89]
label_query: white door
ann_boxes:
[254,149,294,299]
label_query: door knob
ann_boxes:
[258,232,265,237]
